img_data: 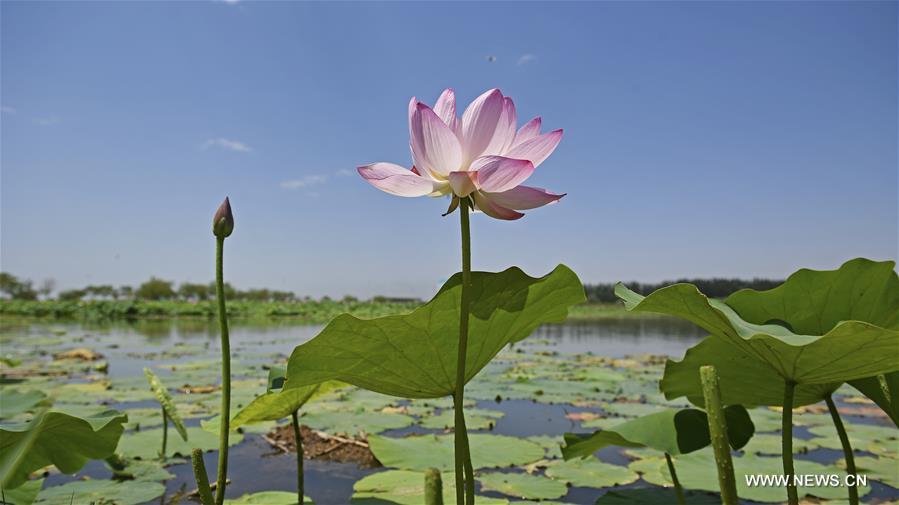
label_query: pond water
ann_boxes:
[2,317,896,505]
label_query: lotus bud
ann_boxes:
[212,197,234,238]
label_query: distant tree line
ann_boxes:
[0,273,299,303]
[2,271,786,305]
[584,277,783,303]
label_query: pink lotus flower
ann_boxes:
[358,88,565,220]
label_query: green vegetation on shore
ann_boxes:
[0,298,633,322]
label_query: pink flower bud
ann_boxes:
[213,197,234,238]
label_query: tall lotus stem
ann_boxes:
[212,197,234,505]
[700,365,738,505]
[782,380,798,505]
[664,453,686,505]
[191,448,215,505]
[291,410,304,504]
[160,408,168,459]
[825,395,858,505]
[425,467,444,505]
[453,198,475,505]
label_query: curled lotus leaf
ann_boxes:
[617,258,899,411]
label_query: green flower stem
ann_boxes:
[425,467,444,505]
[699,365,738,505]
[664,453,686,505]
[291,410,304,504]
[782,380,798,505]
[453,199,475,505]
[214,235,232,505]
[160,408,168,459]
[825,395,858,505]
[191,448,215,505]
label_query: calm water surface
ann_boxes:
[8,317,892,504]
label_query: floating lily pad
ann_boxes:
[34,479,165,504]
[544,458,639,488]
[116,426,243,459]
[419,408,503,431]
[562,406,754,459]
[594,487,721,505]
[224,491,312,504]
[285,266,585,398]
[0,409,127,489]
[1,478,42,505]
[807,422,897,450]
[368,434,544,471]
[477,472,567,500]
[741,433,818,455]
[0,390,48,420]
[299,410,414,436]
[631,451,870,502]
[351,469,508,504]
[845,455,899,488]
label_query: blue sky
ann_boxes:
[2,1,896,298]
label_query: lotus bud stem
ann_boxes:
[212,197,234,238]
[700,365,738,505]
[425,467,444,505]
[825,395,858,505]
[782,380,798,505]
[160,408,168,459]
[191,448,215,505]
[292,410,304,504]
[664,453,686,505]
[212,197,234,505]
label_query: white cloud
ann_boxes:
[32,116,60,126]
[517,54,537,66]
[203,138,252,152]
[1,106,15,114]
[335,168,354,177]
[280,175,328,190]
[220,0,240,4]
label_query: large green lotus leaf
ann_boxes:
[368,434,544,471]
[0,390,49,421]
[725,258,899,424]
[143,367,187,442]
[661,336,840,408]
[594,488,721,505]
[116,426,243,460]
[631,451,869,502]
[615,281,899,386]
[224,491,312,504]
[561,406,754,459]
[351,469,509,504]
[543,458,639,488]
[477,472,568,500]
[34,479,165,505]
[285,266,585,398]
[0,409,127,489]
[724,258,898,333]
[231,379,344,430]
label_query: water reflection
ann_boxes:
[531,316,704,356]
